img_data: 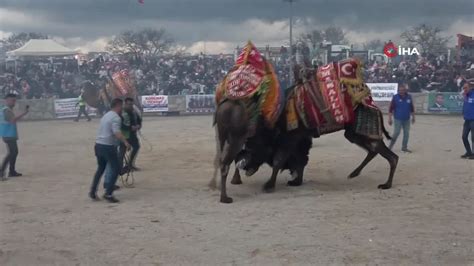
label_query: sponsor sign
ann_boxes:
[428,92,464,113]
[366,83,398,101]
[54,98,97,119]
[186,95,215,113]
[141,95,168,112]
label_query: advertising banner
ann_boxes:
[366,83,398,101]
[54,98,97,118]
[186,95,215,113]
[141,95,168,112]
[428,92,464,113]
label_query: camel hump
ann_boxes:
[81,81,102,108]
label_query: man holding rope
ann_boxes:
[102,97,141,190]
[89,98,130,203]
[119,97,142,173]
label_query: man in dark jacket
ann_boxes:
[119,98,142,173]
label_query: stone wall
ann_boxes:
[0,98,56,120]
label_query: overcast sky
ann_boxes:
[0,0,473,53]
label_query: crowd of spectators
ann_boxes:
[0,54,235,99]
[364,56,474,93]
[1,49,473,99]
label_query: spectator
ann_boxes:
[388,83,416,153]
[0,94,29,180]
[461,80,474,159]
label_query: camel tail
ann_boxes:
[379,110,392,140]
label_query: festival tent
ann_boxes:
[6,39,77,57]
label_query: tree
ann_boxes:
[363,39,384,52]
[299,29,324,49]
[0,32,48,51]
[299,26,348,47]
[107,28,173,57]
[401,24,450,56]
[323,26,348,45]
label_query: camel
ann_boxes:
[211,65,398,204]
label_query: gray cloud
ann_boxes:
[1,0,473,50]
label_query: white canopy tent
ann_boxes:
[6,39,77,57]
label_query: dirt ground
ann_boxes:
[0,115,472,265]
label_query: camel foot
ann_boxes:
[220,196,233,204]
[287,179,302,186]
[378,183,392,190]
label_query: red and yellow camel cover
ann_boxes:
[287,58,377,135]
[215,41,283,129]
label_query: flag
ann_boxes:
[235,41,265,70]
[138,0,144,4]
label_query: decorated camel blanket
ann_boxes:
[286,58,384,139]
[215,42,284,133]
[111,69,136,97]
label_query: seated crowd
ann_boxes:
[0,51,472,99]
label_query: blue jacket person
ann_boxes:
[388,84,415,153]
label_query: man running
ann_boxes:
[75,90,91,122]
[89,98,130,203]
[0,94,29,180]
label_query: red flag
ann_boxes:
[235,41,265,70]
[138,0,144,4]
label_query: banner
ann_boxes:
[428,92,464,113]
[366,83,398,101]
[54,98,97,119]
[317,63,351,124]
[186,95,215,113]
[141,95,168,112]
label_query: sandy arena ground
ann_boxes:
[0,115,473,265]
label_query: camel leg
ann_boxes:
[230,167,243,185]
[219,136,246,203]
[263,167,280,193]
[263,150,289,193]
[348,151,377,179]
[376,141,398,189]
[345,130,378,178]
[220,163,232,203]
[287,164,304,186]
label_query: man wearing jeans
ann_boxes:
[388,84,415,153]
[0,94,29,180]
[119,98,142,173]
[89,98,130,203]
[461,80,474,159]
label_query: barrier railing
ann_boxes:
[0,91,464,121]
